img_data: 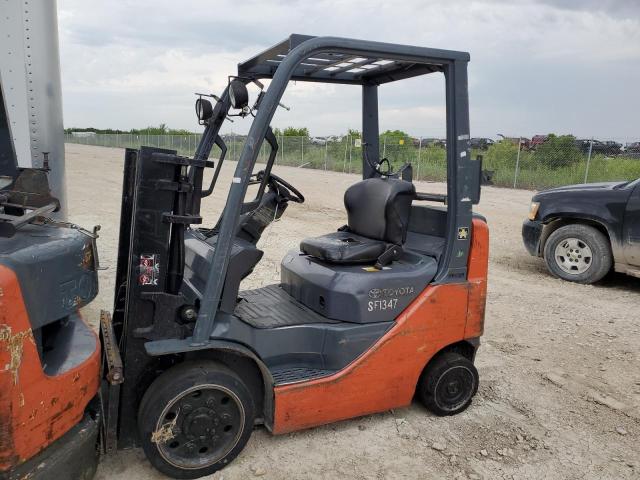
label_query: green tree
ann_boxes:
[380,129,412,150]
[380,129,410,137]
[282,127,309,137]
[533,134,582,169]
[130,124,171,135]
[485,139,520,170]
[167,128,193,135]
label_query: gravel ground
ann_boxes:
[65,144,640,480]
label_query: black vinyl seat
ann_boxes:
[300,177,415,266]
[300,230,387,264]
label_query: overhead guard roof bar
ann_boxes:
[237,34,468,85]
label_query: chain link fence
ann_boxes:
[65,133,640,190]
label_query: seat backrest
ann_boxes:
[344,178,416,244]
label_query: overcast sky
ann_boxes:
[57,0,640,140]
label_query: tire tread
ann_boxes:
[543,223,612,284]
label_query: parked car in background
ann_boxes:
[623,142,640,158]
[530,135,548,149]
[522,178,640,283]
[419,138,446,148]
[575,138,595,154]
[602,141,623,156]
[470,137,495,150]
[575,139,623,156]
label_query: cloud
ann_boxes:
[57,0,640,140]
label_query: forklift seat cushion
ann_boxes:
[300,178,415,264]
[299,231,387,264]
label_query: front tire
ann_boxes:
[417,352,479,416]
[138,361,255,479]
[543,224,612,284]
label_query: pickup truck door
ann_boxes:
[623,181,640,266]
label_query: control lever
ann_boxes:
[249,79,290,111]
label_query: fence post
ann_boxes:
[324,138,328,170]
[584,137,593,183]
[513,137,522,189]
[301,136,304,167]
[417,137,423,180]
[382,135,387,158]
[348,135,353,173]
[343,135,349,173]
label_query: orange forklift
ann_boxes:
[0,34,488,479]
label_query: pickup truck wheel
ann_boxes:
[543,224,612,284]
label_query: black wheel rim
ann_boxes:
[154,384,245,470]
[434,366,475,412]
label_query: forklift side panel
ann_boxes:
[465,219,489,339]
[272,219,488,434]
[272,282,469,433]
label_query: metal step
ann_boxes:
[271,367,335,385]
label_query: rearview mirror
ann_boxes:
[229,80,249,110]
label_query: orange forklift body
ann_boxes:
[0,265,100,472]
[273,219,488,434]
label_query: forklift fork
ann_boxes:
[99,310,124,454]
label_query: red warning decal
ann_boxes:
[139,254,159,286]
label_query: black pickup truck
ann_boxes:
[522,178,640,283]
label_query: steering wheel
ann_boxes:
[267,172,305,203]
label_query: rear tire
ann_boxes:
[543,224,612,284]
[138,361,255,479]
[417,352,479,416]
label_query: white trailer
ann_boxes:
[0,0,66,215]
